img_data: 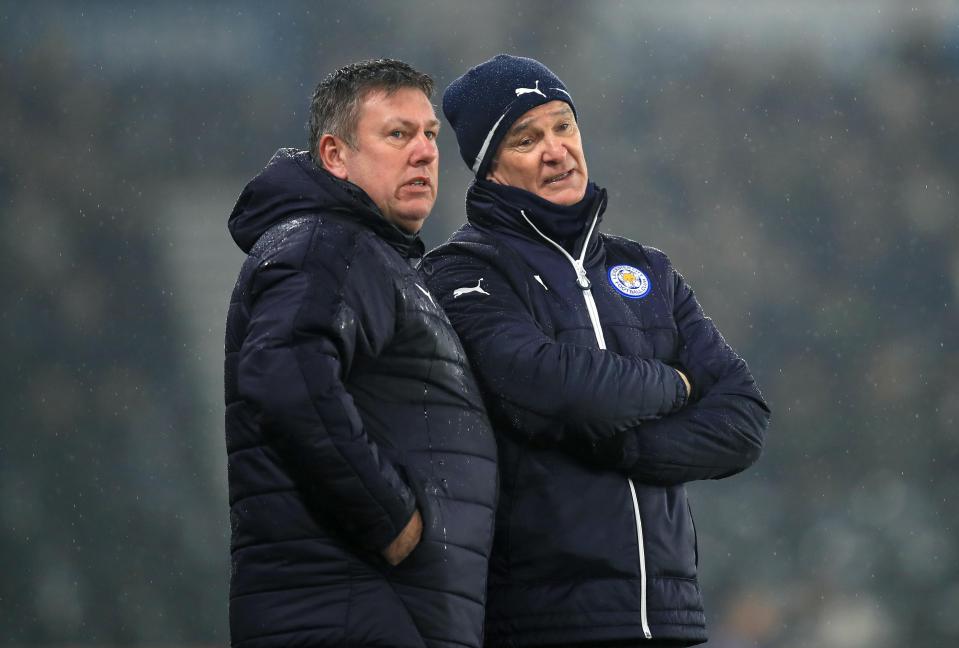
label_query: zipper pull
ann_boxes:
[573,260,591,290]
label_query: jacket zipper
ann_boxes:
[519,208,605,347]
[519,207,653,639]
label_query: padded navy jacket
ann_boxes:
[420,180,770,647]
[224,150,497,648]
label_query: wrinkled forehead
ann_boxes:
[356,86,438,122]
[507,100,575,135]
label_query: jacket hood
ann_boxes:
[228,148,424,257]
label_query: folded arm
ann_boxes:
[422,251,688,449]
[590,267,770,485]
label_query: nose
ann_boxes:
[541,135,567,164]
[410,131,438,166]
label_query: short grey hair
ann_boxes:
[308,58,434,163]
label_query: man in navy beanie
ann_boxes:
[421,54,771,647]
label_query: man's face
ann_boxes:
[487,100,588,206]
[338,87,440,233]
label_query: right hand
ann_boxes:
[382,509,423,566]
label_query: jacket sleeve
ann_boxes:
[601,265,771,486]
[237,234,416,553]
[421,250,688,447]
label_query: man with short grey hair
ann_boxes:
[224,59,497,648]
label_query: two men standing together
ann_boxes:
[225,56,770,648]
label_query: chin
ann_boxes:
[545,188,586,206]
[391,211,430,234]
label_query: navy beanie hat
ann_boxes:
[443,54,576,178]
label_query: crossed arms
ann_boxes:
[421,248,770,486]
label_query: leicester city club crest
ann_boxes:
[608,264,651,299]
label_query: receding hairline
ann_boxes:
[355,82,431,104]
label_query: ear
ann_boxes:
[486,161,505,186]
[318,133,349,180]
[485,158,500,184]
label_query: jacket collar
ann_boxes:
[465,178,607,262]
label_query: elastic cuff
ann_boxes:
[669,363,691,409]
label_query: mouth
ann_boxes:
[404,177,432,188]
[544,170,574,185]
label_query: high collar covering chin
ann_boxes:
[467,178,606,256]
[443,54,576,179]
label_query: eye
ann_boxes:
[424,130,437,141]
[390,129,405,139]
[557,122,571,132]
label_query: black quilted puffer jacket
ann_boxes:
[224,149,497,648]
[421,179,769,647]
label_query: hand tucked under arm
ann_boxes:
[573,268,769,484]
[674,368,692,401]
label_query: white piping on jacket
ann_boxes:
[519,206,605,348]
[627,479,653,639]
[519,204,653,639]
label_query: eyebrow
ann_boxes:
[506,106,574,136]
[386,117,441,130]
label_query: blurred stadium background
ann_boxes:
[2,2,957,646]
